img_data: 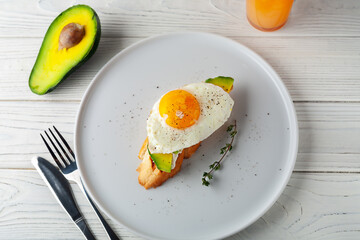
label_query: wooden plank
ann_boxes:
[227,172,360,240]
[0,101,359,172]
[0,0,359,37]
[0,169,139,240]
[0,36,360,102]
[295,102,360,172]
[1,170,360,239]
[0,37,135,101]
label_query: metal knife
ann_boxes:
[32,156,96,240]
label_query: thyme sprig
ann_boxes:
[202,120,237,186]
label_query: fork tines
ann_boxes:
[40,126,75,169]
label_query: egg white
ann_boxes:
[147,82,234,154]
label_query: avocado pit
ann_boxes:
[58,23,85,50]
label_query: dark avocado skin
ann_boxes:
[29,5,101,95]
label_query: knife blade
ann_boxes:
[32,156,96,240]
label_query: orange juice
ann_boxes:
[247,0,294,31]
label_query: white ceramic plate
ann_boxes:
[75,32,298,240]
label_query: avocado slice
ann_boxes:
[205,76,234,93]
[147,146,173,173]
[29,5,101,95]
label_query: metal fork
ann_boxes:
[41,126,120,240]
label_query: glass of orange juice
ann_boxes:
[246,0,294,32]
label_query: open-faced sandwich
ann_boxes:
[137,77,235,189]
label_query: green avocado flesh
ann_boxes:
[147,146,173,173]
[205,76,234,93]
[29,5,101,95]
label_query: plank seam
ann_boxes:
[1,169,360,174]
[1,100,360,103]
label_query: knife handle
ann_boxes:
[32,157,96,240]
[76,217,96,240]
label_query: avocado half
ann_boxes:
[29,5,101,95]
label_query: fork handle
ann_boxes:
[83,186,120,240]
[72,174,120,240]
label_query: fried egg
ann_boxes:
[147,82,234,154]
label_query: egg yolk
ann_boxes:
[159,90,200,129]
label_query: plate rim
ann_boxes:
[74,31,299,240]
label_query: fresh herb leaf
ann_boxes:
[202,178,210,186]
[220,146,227,154]
[227,125,234,132]
[230,130,237,138]
[214,162,221,170]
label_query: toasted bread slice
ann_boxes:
[137,138,200,189]
[183,142,201,159]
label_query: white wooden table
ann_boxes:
[1,0,360,239]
